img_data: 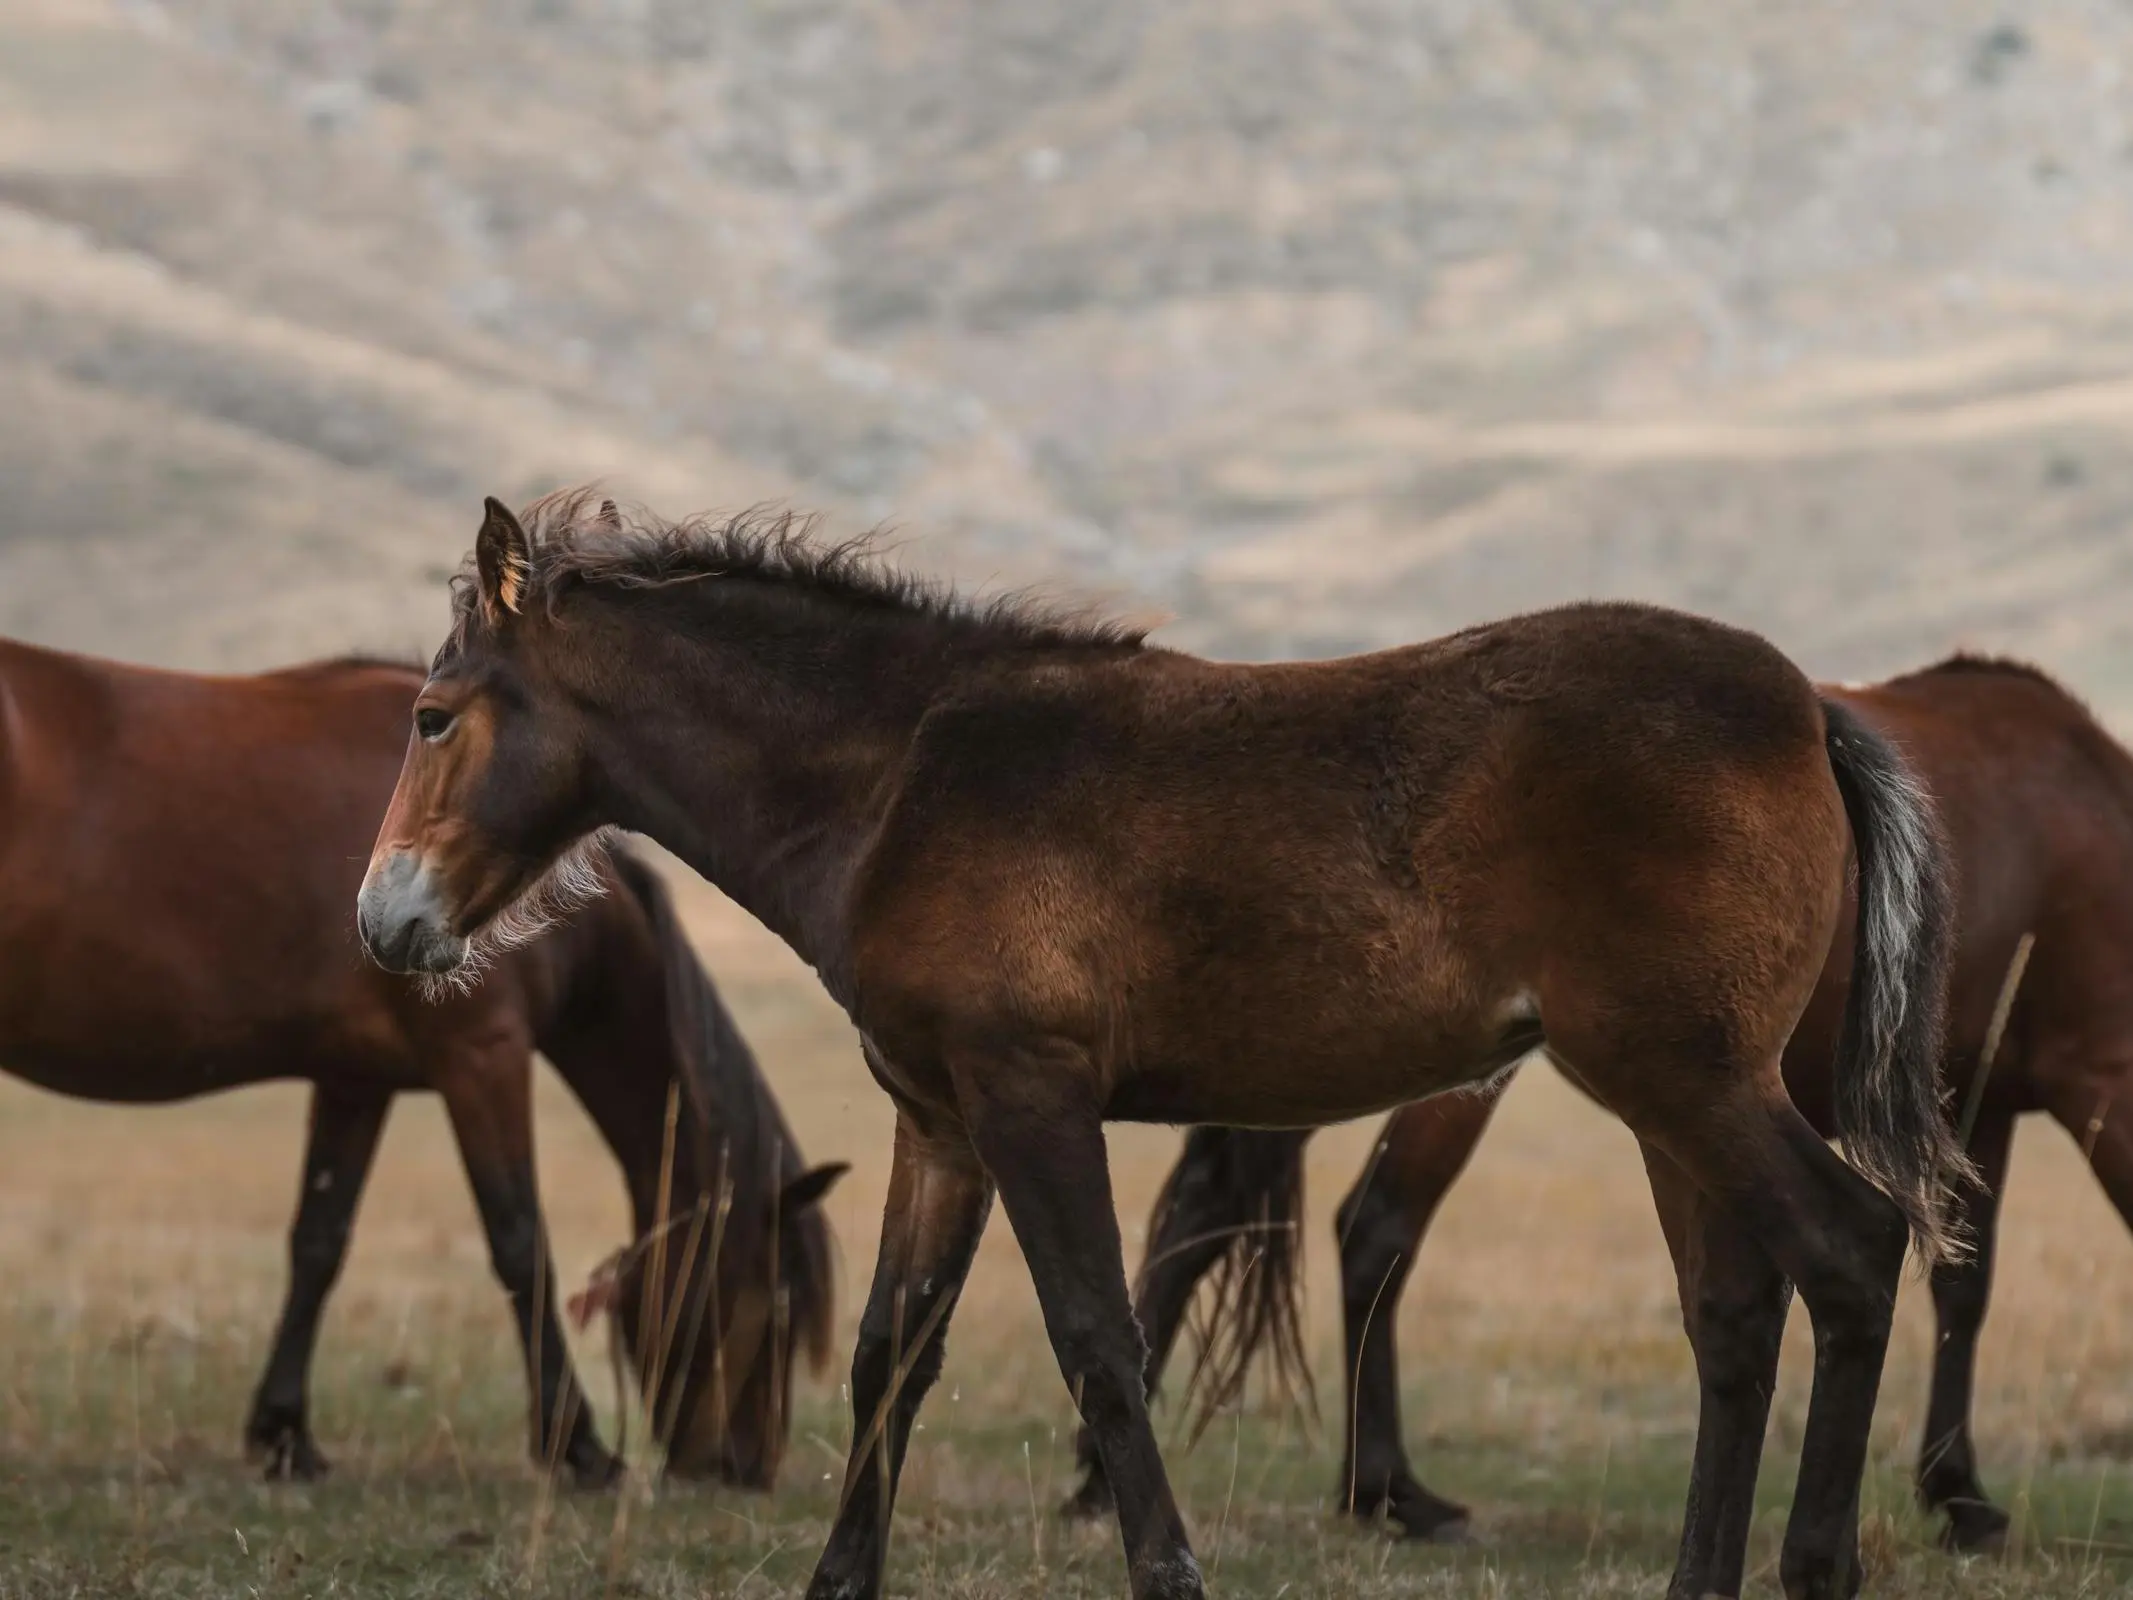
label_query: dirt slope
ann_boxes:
[4,0,2131,714]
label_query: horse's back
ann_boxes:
[1806,660,2133,1120]
[0,641,436,1096]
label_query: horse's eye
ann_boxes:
[415,706,456,741]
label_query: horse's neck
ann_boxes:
[593,602,976,995]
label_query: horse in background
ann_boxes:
[358,490,1964,1600]
[1075,654,2123,1556]
[0,638,842,1487]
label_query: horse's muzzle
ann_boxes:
[356,851,470,975]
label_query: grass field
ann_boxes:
[4,884,2133,1598]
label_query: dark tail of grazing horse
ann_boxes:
[1820,697,1972,1264]
[1142,1125,1313,1439]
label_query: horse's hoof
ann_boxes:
[248,1414,330,1484]
[1348,1474,1472,1543]
[1400,1509,1472,1545]
[566,1449,626,1492]
[261,1435,330,1483]
[1780,1542,1869,1600]
[1059,1468,1115,1521]
[1939,1497,2010,1556]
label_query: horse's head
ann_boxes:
[358,495,610,978]
[576,1161,846,1486]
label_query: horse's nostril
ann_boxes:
[355,853,452,973]
[364,912,409,970]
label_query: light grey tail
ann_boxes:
[1822,699,1974,1265]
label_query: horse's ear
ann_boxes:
[596,497,624,537]
[476,495,532,623]
[777,1162,849,1216]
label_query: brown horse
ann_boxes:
[1070,653,2120,1556]
[358,490,1966,1600]
[0,635,842,1487]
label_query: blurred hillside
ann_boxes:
[5,0,2133,712]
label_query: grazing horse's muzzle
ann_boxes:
[356,851,469,974]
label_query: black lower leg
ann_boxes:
[246,1085,391,1481]
[807,1114,992,1600]
[463,1169,620,1486]
[1917,1112,2011,1552]
[1763,1118,1909,1600]
[1336,1094,1498,1540]
[1069,1126,1289,1518]
[967,1052,1203,1600]
[1645,1142,1792,1600]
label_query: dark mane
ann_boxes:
[453,485,1148,652]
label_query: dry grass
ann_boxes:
[3,886,2133,1597]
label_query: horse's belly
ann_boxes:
[0,968,391,1104]
[1106,1014,1539,1128]
[0,1039,272,1104]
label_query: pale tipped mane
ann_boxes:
[449,484,1149,652]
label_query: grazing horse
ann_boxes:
[1071,653,2115,1555]
[358,489,1967,1600]
[0,636,842,1487]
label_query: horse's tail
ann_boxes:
[604,847,839,1373]
[1150,1126,1316,1441]
[1821,698,1973,1264]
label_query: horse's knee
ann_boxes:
[289,1224,352,1284]
[913,1326,950,1390]
[849,1301,897,1386]
[484,1208,543,1297]
[1051,1317,1148,1427]
[849,1301,950,1415]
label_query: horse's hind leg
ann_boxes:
[245,1083,392,1481]
[1639,1139,1793,1598]
[1915,1107,2013,1553]
[1337,1086,1503,1541]
[439,1047,621,1488]
[1067,1125,1308,1520]
[1652,1085,1908,1600]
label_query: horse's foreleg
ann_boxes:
[1067,1125,1302,1520]
[245,1083,392,1481]
[1336,1086,1503,1540]
[1915,1107,2012,1552]
[806,1109,991,1600]
[439,1050,621,1488]
[963,1045,1204,1600]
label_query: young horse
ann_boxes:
[1072,653,2121,1555]
[358,490,1966,1600]
[0,637,841,1486]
